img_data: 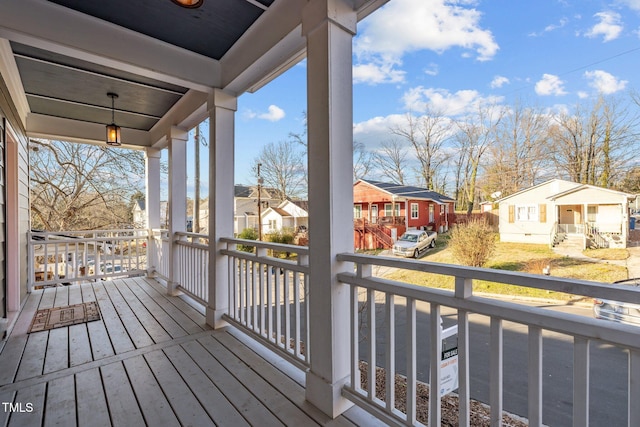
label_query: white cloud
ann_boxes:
[490,75,510,88]
[529,17,569,37]
[352,0,498,85]
[353,60,405,84]
[535,74,567,96]
[618,0,640,12]
[259,105,285,122]
[424,63,439,76]
[401,86,504,116]
[584,70,628,94]
[585,11,623,42]
[577,91,589,99]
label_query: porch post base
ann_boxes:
[305,371,353,418]
[206,307,229,329]
[166,281,180,296]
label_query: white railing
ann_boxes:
[150,229,170,281]
[220,238,310,368]
[336,253,640,427]
[175,231,209,305]
[28,229,148,289]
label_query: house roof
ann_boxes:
[548,183,636,201]
[497,178,636,203]
[357,179,455,204]
[272,207,292,217]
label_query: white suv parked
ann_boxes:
[392,229,437,258]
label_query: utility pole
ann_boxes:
[257,163,263,241]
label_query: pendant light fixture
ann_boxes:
[171,0,203,8]
[106,92,122,146]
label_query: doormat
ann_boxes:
[28,301,101,333]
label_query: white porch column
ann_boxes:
[207,89,237,328]
[145,148,161,276]
[302,0,356,417]
[168,127,188,295]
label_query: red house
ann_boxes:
[353,179,456,250]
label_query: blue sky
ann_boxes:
[222,0,640,188]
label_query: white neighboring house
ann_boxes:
[498,179,636,248]
[131,200,168,229]
[260,200,309,234]
[234,185,285,235]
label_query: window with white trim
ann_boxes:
[411,203,419,219]
[516,204,538,221]
[429,205,435,223]
[354,204,362,219]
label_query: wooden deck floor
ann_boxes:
[0,277,381,427]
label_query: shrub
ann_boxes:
[237,228,258,253]
[266,228,296,258]
[448,219,496,267]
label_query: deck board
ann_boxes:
[44,375,76,427]
[92,283,136,354]
[101,362,146,427]
[43,327,68,374]
[0,292,42,385]
[144,349,216,427]
[122,355,181,427]
[163,343,251,427]
[75,368,111,427]
[0,277,375,427]
[101,282,156,348]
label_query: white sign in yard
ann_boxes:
[440,324,459,397]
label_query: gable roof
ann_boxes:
[497,178,636,203]
[356,179,455,204]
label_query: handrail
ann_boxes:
[220,238,310,369]
[28,229,148,289]
[336,252,640,426]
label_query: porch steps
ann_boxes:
[555,234,584,250]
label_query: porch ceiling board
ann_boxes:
[0,277,373,426]
[0,0,389,147]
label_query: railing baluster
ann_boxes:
[350,284,360,392]
[275,266,281,348]
[367,287,376,401]
[573,337,589,427]
[406,297,416,425]
[284,268,291,353]
[429,303,442,427]
[385,293,395,413]
[528,326,543,426]
[452,309,468,427]
[294,271,301,358]
[629,349,640,427]
[490,317,503,427]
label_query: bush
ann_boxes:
[448,219,496,267]
[265,228,296,258]
[237,228,258,252]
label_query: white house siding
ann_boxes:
[0,74,31,312]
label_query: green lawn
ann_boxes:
[384,234,629,301]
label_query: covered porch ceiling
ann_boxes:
[0,0,385,149]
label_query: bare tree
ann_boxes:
[374,138,409,184]
[391,111,452,189]
[30,139,145,231]
[484,100,550,197]
[549,95,638,186]
[454,104,504,214]
[252,140,306,199]
[353,141,374,181]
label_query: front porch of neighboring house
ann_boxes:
[555,202,630,249]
